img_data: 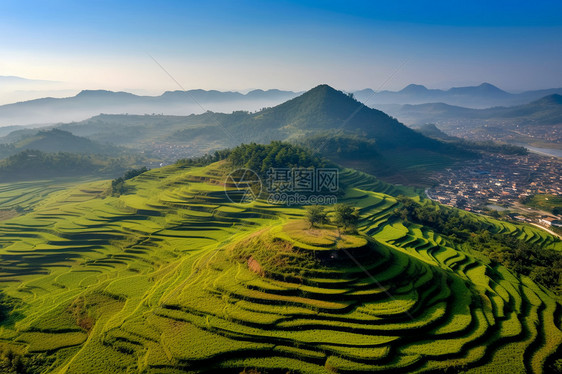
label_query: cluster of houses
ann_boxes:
[539,216,562,228]
[427,152,562,227]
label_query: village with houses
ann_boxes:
[426,151,562,234]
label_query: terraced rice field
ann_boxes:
[0,163,560,373]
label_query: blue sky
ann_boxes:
[1,0,561,98]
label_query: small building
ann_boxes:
[539,217,557,227]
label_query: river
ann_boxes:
[520,145,562,158]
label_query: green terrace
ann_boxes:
[0,161,560,373]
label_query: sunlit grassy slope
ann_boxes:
[0,162,560,373]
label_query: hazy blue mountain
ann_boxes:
[0,125,24,138]
[3,82,562,127]
[386,94,562,126]
[353,83,562,108]
[448,82,509,96]
[0,89,299,126]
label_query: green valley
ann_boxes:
[0,143,560,373]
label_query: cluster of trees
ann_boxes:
[110,167,148,196]
[306,205,330,227]
[470,231,562,293]
[176,149,231,167]
[393,196,487,241]
[177,142,328,177]
[393,196,562,293]
[228,141,327,176]
[306,204,360,233]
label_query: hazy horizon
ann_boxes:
[1,0,561,105]
[1,79,562,107]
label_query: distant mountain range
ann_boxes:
[0,75,56,85]
[0,89,300,126]
[392,94,562,150]
[25,85,469,183]
[2,83,562,127]
[2,84,559,179]
[356,83,562,108]
[384,94,562,127]
[51,85,447,150]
